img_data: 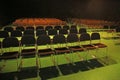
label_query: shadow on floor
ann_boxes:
[39,66,59,80]
[39,58,105,80]
[0,66,38,80]
[98,56,117,65]
[0,58,117,80]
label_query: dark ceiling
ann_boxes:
[0,0,120,26]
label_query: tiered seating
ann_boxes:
[0,31,108,74]
[71,18,115,29]
[13,18,66,26]
[1,25,88,39]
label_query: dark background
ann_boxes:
[0,0,120,26]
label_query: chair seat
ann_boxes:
[38,48,54,57]
[69,46,84,52]
[21,48,36,57]
[0,51,18,60]
[54,47,70,54]
[93,43,107,48]
[82,44,96,50]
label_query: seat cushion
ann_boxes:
[21,48,36,58]
[93,43,107,48]
[82,44,96,50]
[69,46,84,52]
[55,47,70,54]
[0,51,18,60]
[38,48,54,57]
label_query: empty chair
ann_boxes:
[0,31,9,38]
[80,33,96,50]
[79,28,87,34]
[0,37,20,70]
[36,26,44,30]
[11,30,22,37]
[16,26,25,31]
[48,29,57,35]
[4,27,14,32]
[20,35,36,57]
[91,33,107,48]
[53,34,67,47]
[59,28,68,35]
[26,26,34,30]
[36,29,47,36]
[54,26,62,30]
[67,33,85,61]
[53,34,71,64]
[69,28,78,34]
[80,33,96,60]
[23,29,34,36]
[67,33,84,52]
[45,26,53,30]
[0,31,9,50]
[71,25,77,29]
[20,35,36,69]
[63,25,69,30]
[37,35,55,67]
[91,33,108,60]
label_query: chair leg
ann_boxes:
[0,60,6,72]
[96,47,109,65]
[36,55,39,68]
[55,53,58,66]
[64,53,72,64]
[51,54,56,66]
[84,50,89,61]
[71,51,74,64]
[104,47,109,65]
[16,57,19,71]
[38,56,41,69]
[18,56,22,71]
[76,52,84,61]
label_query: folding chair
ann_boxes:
[11,30,22,37]
[63,25,69,30]
[19,35,36,70]
[23,29,35,36]
[4,27,14,32]
[16,26,25,31]
[54,26,62,30]
[59,29,68,35]
[67,33,85,62]
[79,28,87,34]
[26,26,34,30]
[36,35,55,68]
[36,26,44,30]
[36,29,47,37]
[80,33,96,50]
[80,33,96,60]
[0,31,9,38]
[52,34,71,65]
[70,25,77,29]
[0,37,20,71]
[69,28,78,34]
[91,32,108,58]
[48,29,57,36]
[45,26,53,30]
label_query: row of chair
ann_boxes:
[3,25,77,32]
[0,28,87,38]
[0,33,107,71]
[13,18,66,26]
